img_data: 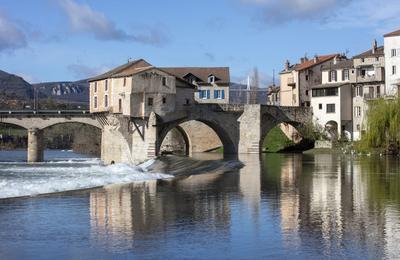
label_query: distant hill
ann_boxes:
[0,69,89,109]
[0,70,34,109]
[33,80,89,104]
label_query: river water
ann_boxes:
[0,150,400,259]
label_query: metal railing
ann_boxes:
[0,110,90,116]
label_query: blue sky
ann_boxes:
[0,0,399,85]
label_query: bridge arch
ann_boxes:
[157,118,237,156]
[160,125,191,155]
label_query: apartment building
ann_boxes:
[384,29,400,97]
[311,59,354,140]
[352,41,385,140]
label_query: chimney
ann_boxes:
[372,39,377,54]
[285,60,290,71]
[313,55,318,64]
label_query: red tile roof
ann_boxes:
[294,54,339,71]
[384,29,400,38]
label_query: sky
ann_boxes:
[0,0,399,85]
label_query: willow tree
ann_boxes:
[360,98,400,152]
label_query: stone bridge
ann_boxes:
[0,105,311,164]
[0,110,102,162]
[101,104,311,164]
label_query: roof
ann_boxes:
[353,46,384,58]
[294,54,339,71]
[321,59,354,70]
[161,67,230,83]
[311,82,350,89]
[384,29,400,38]
[89,59,152,81]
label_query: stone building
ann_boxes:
[352,41,385,140]
[89,59,195,117]
[384,29,400,97]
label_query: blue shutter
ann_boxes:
[214,90,218,99]
[221,90,225,99]
[207,90,210,99]
[199,90,203,99]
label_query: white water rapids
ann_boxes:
[0,154,173,199]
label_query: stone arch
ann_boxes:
[160,125,191,156]
[260,109,306,152]
[157,118,236,156]
[0,121,28,130]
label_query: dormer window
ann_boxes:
[208,75,215,83]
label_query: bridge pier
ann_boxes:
[27,128,44,163]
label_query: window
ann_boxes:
[123,77,126,87]
[356,86,363,96]
[104,95,108,107]
[319,103,322,110]
[343,69,349,81]
[393,65,397,75]
[105,80,108,91]
[305,90,309,96]
[312,87,338,97]
[118,99,122,112]
[93,96,98,108]
[162,97,166,104]
[376,57,379,61]
[361,58,365,62]
[329,70,337,82]
[356,124,360,131]
[199,90,210,99]
[354,106,361,117]
[94,82,97,93]
[208,75,215,83]
[377,86,380,97]
[162,77,167,86]
[185,99,190,105]
[327,104,335,113]
[214,89,225,99]
[305,75,309,81]
[148,97,153,106]
[392,49,397,57]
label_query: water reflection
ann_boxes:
[88,153,400,258]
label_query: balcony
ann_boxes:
[357,74,383,83]
[363,92,380,100]
[287,77,296,87]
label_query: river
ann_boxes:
[0,150,400,259]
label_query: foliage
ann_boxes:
[358,98,400,153]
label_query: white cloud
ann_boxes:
[58,0,169,46]
[240,0,400,32]
[0,12,27,52]
[67,64,110,79]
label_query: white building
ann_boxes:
[310,59,353,140]
[384,29,400,96]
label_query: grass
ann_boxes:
[263,126,294,152]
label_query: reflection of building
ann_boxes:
[238,154,261,215]
[279,154,302,245]
[89,181,158,250]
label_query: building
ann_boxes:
[280,54,344,141]
[310,59,353,140]
[161,67,230,104]
[89,59,195,117]
[352,41,385,140]
[384,29,400,97]
[266,85,280,106]
[280,54,343,108]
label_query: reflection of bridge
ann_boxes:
[0,105,311,164]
